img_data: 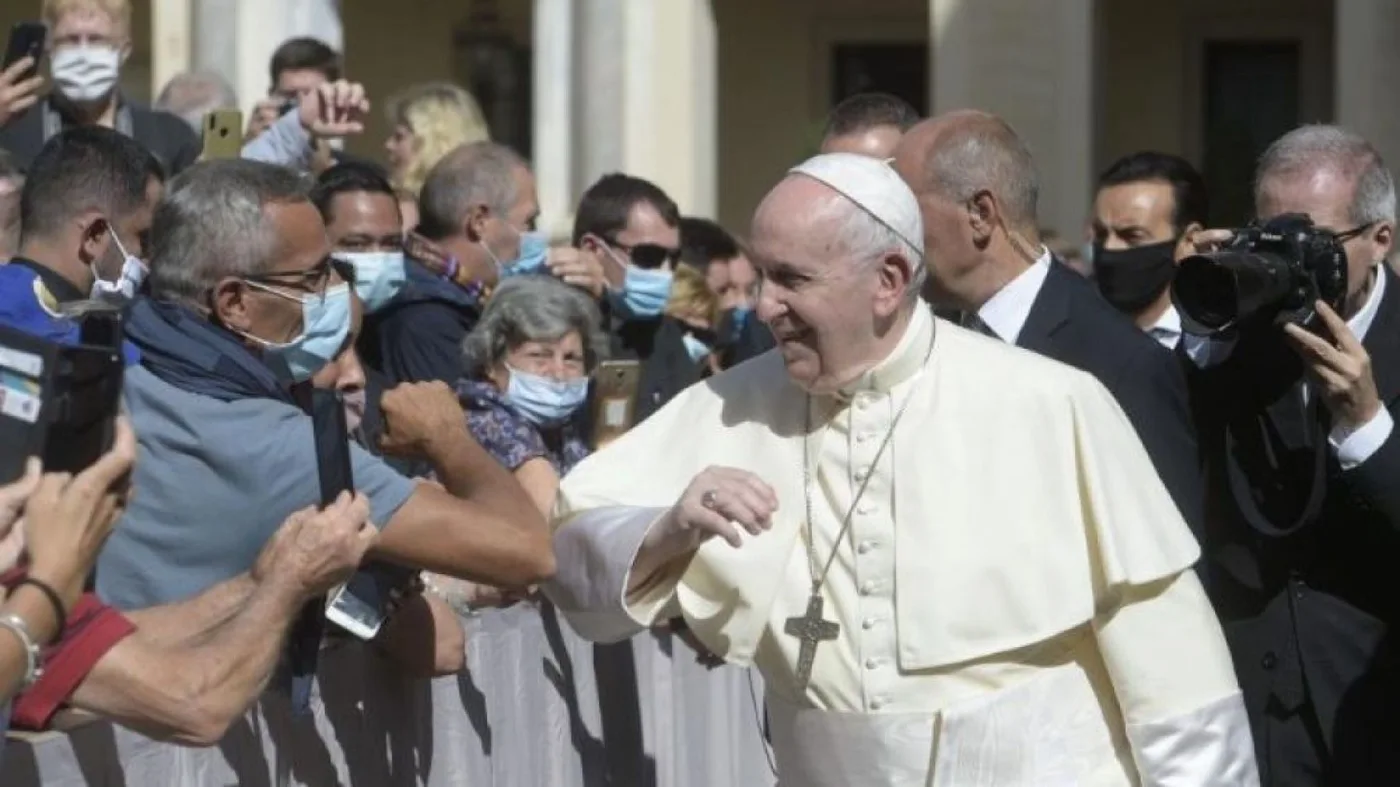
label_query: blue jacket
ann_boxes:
[0,258,140,365]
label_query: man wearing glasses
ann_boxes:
[572,174,695,424]
[97,159,553,678]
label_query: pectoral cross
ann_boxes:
[784,592,840,691]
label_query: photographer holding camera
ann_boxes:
[1176,125,1400,785]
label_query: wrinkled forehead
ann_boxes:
[1256,166,1357,229]
[750,176,849,268]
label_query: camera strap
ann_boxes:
[1222,394,1330,537]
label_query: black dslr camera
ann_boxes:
[1171,213,1348,337]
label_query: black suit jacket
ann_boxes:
[1189,265,1400,781]
[1017,261,1206,539]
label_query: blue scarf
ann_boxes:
[125,298,293,405]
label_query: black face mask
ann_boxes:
[1093,239,1178,315]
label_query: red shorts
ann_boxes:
[2,569,136,729]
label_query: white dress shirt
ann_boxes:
[975,249,1051,343]
[1183,266,1392,469]
[1148,305,1183,350]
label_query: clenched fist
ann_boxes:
[379,381,469,458]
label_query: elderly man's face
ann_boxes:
[891,125,985,309]
[230,201,342,345]
[751,178,909,393]
[476,164,540,276]
[326,190,403,253]
[312,296,367,432]
[1257,166,1395,317]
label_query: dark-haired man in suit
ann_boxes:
[892,110,1204,541]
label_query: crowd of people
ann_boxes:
[0,0,1398,785]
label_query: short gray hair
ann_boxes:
[926,115,1039,229]
[1255,124,1397,225]
[462,275,608,377]
[418,141,528,240]
[155,70,240,133]
[813,192,926,303]
[148,159,312,302]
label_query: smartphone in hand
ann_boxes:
[3,22,46,81]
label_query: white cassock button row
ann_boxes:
[864,658,880,670]
[857,502,876,515]
[854,466,870,481]
[855,432,870,443]
[861,617,879,630]
[856,540,876,555]
[870,697,886,710]
[860,581,877,596]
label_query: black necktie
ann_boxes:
[961,311,1001,340]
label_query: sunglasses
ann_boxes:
[604,238,682,270]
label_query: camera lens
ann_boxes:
[1173,250,1296,334]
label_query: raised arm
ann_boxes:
[374,381,554,587]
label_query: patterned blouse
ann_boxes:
[456,379,590,475]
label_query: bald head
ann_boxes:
[895,110,1040,231]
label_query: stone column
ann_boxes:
[532,0,576,240]
[150,0,192,98]
[1335,0,1400,170]
[560,0,717,224]
[192,0,344,116]
[929,0,1095,241]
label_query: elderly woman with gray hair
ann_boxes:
[458,275,606,513]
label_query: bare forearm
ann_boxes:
[428,428,540,528]
[124,575,257,648]
[72,577,304,746]
[375,430,554,586]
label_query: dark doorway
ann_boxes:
[830,43,928,115]
[1202,41,1301,226]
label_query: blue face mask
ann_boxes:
[342,250,406,312]
[681,333,712,363]
[505,366,590,427]
[242,282,352,383]
[609,266,673,320]
[498,230,550,278]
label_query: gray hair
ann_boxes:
[147,159,312,302]
[926,115,1039,229]
[462,275,609,377]
[1255,124,1397,225]
[155,70,240,133]
[812,192,927,303]
[418,141,528,240]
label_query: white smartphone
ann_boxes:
[324,563,416,640]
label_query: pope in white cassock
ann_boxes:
[545,153,1259,786]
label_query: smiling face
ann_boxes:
[750,176,913,393]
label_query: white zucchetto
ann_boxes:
[789,153,924,257]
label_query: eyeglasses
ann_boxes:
[604,237,682,270]
[1330,223,1375,243]
[244,256,356,298]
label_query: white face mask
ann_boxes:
[90,227,148,303]
[51,45,121,103]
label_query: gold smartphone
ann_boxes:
[590,360,642,451]
[201,109,243,160]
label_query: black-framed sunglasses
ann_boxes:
[604,237,682,270]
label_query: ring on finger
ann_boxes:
[701,489,720,510]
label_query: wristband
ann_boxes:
[16,577,67,640]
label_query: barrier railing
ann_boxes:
[1,602,776,786]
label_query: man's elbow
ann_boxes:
[495,528,557,586]
[164,705,237,748]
